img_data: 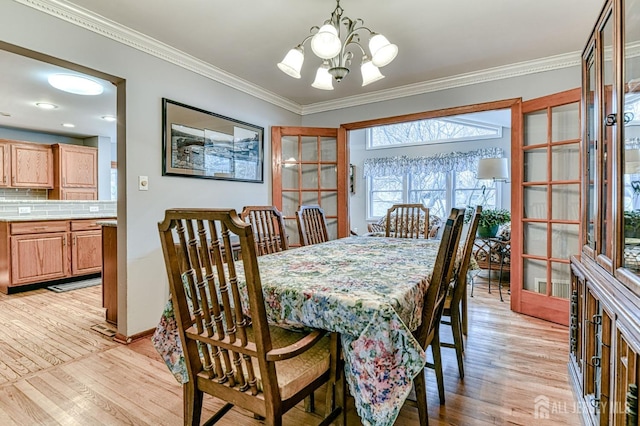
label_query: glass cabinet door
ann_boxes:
[584,45,597,252]
[622,0,640,275]
[600,11,615,263]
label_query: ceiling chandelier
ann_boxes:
[277,0,398,90]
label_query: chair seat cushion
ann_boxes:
[247,325,331,400]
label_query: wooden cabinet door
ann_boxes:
[71,230,102,275]
[10,143,53,188]
[61,188,97,200]
[614,326,639,426]
[10,233,67,284]
[57,144,97,187]
[0,142,8,187]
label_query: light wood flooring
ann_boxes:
[0,279,580,425]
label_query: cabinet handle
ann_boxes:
[33,227,47,231]
[73,235,76,246]
[63,235,66,246]
[592,314,602,325]
[605,113,617,126]
[591,355,601,368]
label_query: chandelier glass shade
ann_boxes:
[277,0,397,90]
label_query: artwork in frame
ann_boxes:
[162,98,264,183]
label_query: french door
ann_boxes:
[512,88,582,325]
[271,126,349,247]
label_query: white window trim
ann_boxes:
[365,119,503,150]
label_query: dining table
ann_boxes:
[152,235,447,426]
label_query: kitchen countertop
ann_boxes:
[0,214,116,222]
[97,220,117,227]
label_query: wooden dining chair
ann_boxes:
[158,208,344,426]
[440,205,482,380]
[240,205,289,255]
[410,207,464,425]
[296,205,329,246]
[385,203,430,239]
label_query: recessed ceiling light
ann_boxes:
[62,123,75,128]
[101,115,116,122]
[35,102,58,110]
[48,74,104,95]
[0,112,10,117]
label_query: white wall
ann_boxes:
[0,1,301,336]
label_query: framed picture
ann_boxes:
[162,98,264,183]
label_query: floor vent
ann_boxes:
[533,278,571,298]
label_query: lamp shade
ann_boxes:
[311,24,341,59]
[277,46,305,79]
[360,58,384,86]
[369,33,398,67]
[626,149,640,174]
[477,158,509,181]
[311,65,334,90]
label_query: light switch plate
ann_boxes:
[139,175,149,191]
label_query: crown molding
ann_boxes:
[13,0,303,114]
[15,0,581,117]
[300,52,581,115]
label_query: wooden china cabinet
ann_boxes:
[569,0,640,424]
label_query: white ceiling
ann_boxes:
[0,0,603,141]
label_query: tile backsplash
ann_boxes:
[0,188,48,200]
[0,200,117,218]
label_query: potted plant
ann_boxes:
[624,210,640,239]
[476,208,511,238]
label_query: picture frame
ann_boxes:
[162,98,264,183]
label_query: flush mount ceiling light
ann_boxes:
[277,0,397,90]
[35,102,58,110]
[62,123,75,128]
[101,115,116,122]
[48,74,104,95]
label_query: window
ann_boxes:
[367,118,502,149]
[367,169,499,220]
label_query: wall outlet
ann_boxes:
[18,206,31,214]
[89,206,99,213]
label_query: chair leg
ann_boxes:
[414,370,429,426]
[498,257,505,302]
[304,393,315,412]
[183,383,203,426]
[462,277,468,335]
[470,273,475,298]
[432,333,445,405]
[451,308,465,379]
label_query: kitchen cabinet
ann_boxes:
[70,219,102,275]
[51,144,97,200]
[0,217,114,294]
[570,0,640,424]
[0,140,54,189]
[9,221,68,286]
[0,142,8,187]
[100,221,117,325]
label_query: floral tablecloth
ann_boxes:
[153,236,444,426]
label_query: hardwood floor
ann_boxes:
[0,279,580,425]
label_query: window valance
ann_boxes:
[362,147,504,177]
